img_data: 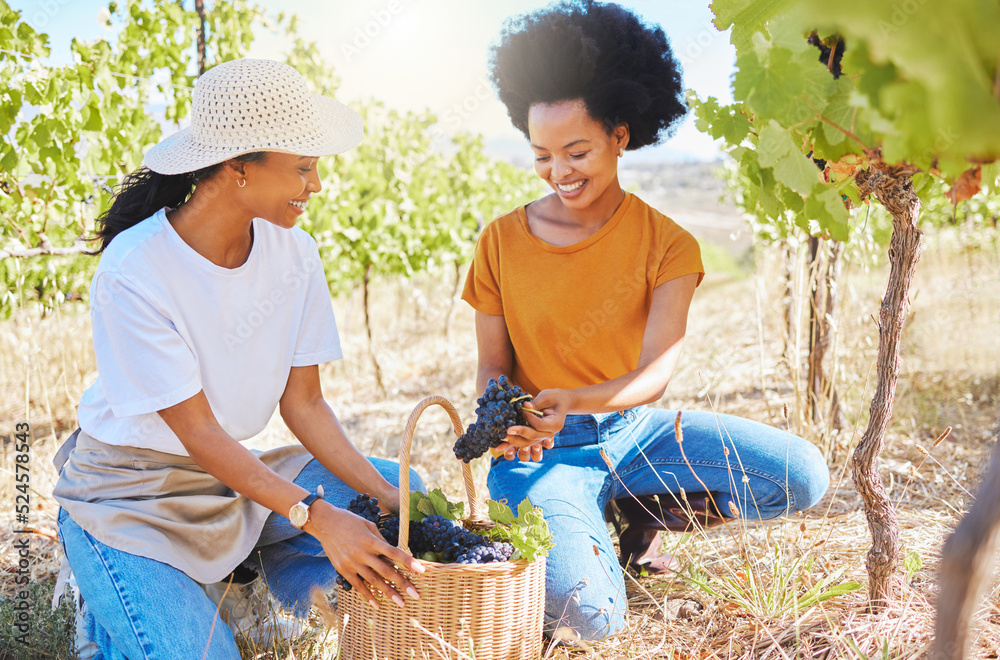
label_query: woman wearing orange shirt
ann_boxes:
[462,1,830,642]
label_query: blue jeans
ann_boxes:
[57,458,423,660]
[487,406,829,642]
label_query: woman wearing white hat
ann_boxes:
[52,58,425,659]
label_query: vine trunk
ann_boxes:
[443,261,462,339]
[851,161,922,610]
[807,237,846,429]
[195,0,206,75]
[781,239,797,362]
[362,262,386,398]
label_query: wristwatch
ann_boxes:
[289,485,325,529]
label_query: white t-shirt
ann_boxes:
[77,208,342,456]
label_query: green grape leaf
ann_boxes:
[711,0,751,30]
[757,120,796,167]
[407,491,461,522]
[811,122,859,162]
[820,85,855,147]
[718,107,753,146]
[416,498,435,519]
[712,0,796,50]
[487,499,518,526]
[82,103,103,132]
[756,178,783,217]
[773,149,823,196]
[904,550,923,580]
[768,14,810,54]
[409,491,429,522]
[778,183,806,213]
[691,94,722,134]
[805,187,851,241]
[505,498,553,562]
[733,50,787,118]
[429,488,464,520]
[0,147,17,172]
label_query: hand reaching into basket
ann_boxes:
[303,500,424,609]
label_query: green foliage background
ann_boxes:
[0,0,542,316]
[690,0,1000,246]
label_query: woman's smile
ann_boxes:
[288,197,309,215]
[554,180,586,195]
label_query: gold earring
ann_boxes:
[237,178,246,188]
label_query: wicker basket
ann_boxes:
[337,395,546,660]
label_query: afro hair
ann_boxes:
[489,0,686,150]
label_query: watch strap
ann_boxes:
[290,488,325,528]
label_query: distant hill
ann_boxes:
[620,160,730,212]
[622,161,750,258]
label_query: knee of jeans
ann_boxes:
[407,467,426,494]
[796,458,830,512]
[548,602,626,643]
[773,443,830,514]
[580,609,626,642]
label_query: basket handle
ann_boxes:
[397,395,483,555]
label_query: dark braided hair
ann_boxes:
[92,152,266,254]
[489,0,686,150]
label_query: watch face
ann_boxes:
[289,503,308,528]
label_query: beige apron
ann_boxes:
[52,429,313,585]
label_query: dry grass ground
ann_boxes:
[0,224,998,659]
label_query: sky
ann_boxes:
[8,0,736,163]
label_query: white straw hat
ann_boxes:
[143,58,363,175]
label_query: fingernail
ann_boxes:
[406,587,420,600]
[369,600,380,611]
[392,595,405,607]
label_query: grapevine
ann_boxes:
[694,0,1000,614]
[0,2,543,322]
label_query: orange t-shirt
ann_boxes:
[462,193,704,395]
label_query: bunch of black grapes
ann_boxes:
[375,514,513,563]
[337,499,518,591]
[346,493,381,523]
[413,515,514,563]
[807,32,844,79]
[453,375,538,462]
[376,514,426,550]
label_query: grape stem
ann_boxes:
[508,393,544,416]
